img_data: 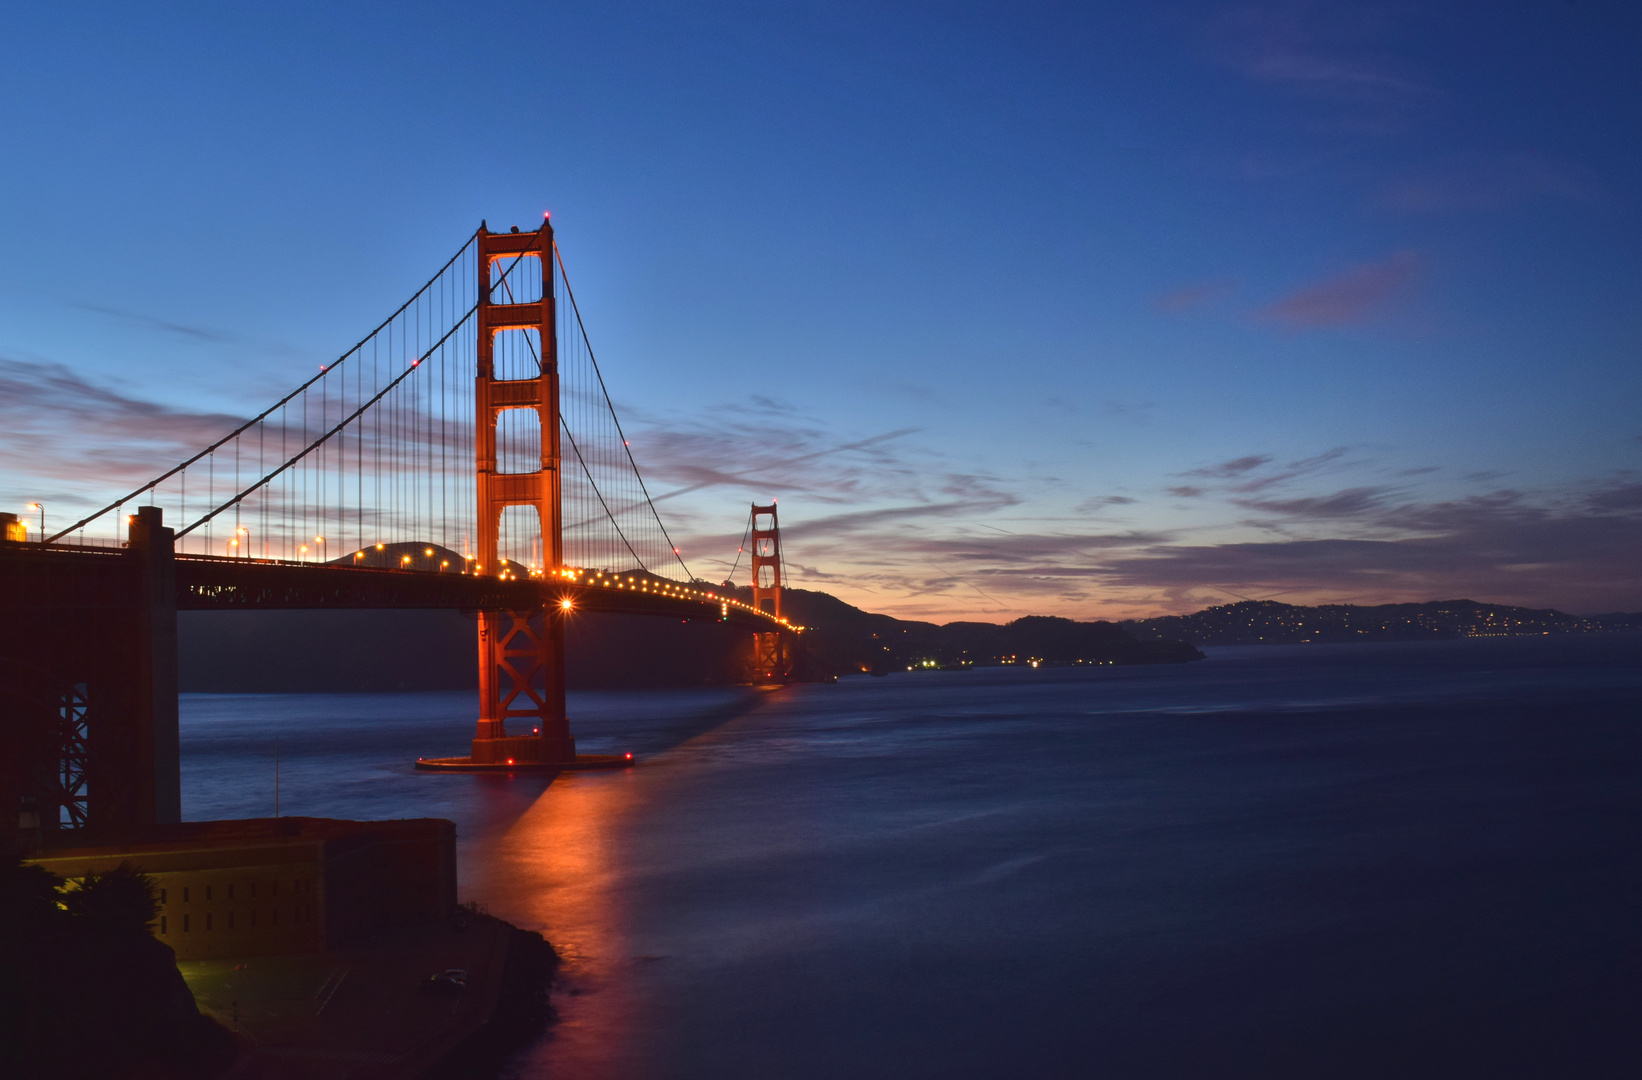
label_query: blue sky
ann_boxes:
[2,1,1639,618]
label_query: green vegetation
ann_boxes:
[0,855,236,1080]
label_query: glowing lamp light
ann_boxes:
[506,758,515,766]
[624,752,633,760]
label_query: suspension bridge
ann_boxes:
[0,220,795,839]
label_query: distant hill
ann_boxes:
[178,582,1201,692]
[712,584,1203,675]
[1123,599,1642,646]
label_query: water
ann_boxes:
[181,636,1642,1078]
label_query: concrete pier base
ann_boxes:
[414,752,633,773]
[469,733,575,765]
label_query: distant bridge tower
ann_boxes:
[472,221,573,765]
[749,503,788,681]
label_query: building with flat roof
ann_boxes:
[27,816,456,961]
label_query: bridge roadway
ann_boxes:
[7,542,791,633]
[2,537,793,834]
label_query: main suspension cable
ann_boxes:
[553,241,695,581]
[49,232,480,542]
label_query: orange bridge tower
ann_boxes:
[471,222,573,765]
[749,503,789,681]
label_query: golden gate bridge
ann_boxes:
[0,220,794,839]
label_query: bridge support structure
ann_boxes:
[470,221,574,766]
[0,505,180,846]
[749,503,791,682]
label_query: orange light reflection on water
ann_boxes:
[465,767,646,1078]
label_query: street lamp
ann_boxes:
[313,535,326,562]
[27,503,42,542]
[237,527,250,559]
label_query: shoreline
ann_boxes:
[183,910,558,1080]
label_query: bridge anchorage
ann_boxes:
[3,219,801,836]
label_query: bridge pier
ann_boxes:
[1,505,180,847]
[129,505,182,826]
[470,607,575,765]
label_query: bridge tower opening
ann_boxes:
[749,503,788,681]
[471,222,574,765]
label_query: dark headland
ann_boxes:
[176,583,1204,693]
[176,585,1642,693]
[1124,598,1642,646]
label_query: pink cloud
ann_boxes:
[1153,280,1234,313]
[1382,154,1599,213]
[1256,251,1420,328]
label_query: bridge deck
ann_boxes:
[5,543,792,634]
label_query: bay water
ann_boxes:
[181,637,1642,1078]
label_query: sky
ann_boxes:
[2,1,1640,621]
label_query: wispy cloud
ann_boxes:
[69,302,239,344]
[1209,3,1428,107]
[1153,280,1235,312]
[1075,495,1138,512]
[0,357,244,486]
[1255,251,1420,328]
[1236,485,1391,519]
[1381,153,1601,213]
[10,353,1639,620]
[1187,453,1272,479]
[1099,476,1642,614]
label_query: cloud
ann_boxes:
[1153,280,1234,312]
[1583,482,1642,514]
[0,357,244,487]
[1188,454,1272,478]
[1099,399,1156,423]
[1099,478,1642,613]
[1167,486,1206,498]
[777,466,1642,620]
[69,302,238,344]
[1236,485,1391,519]
[637,419,925,506]
[1075,495,1137,512]
[1209,4,1428,107]
[1255,251,1420,328]
[1381,154,1600,213]
[791,500,1017,541]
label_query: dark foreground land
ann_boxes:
[180,913,555,1080]
[0,854,554,1080]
